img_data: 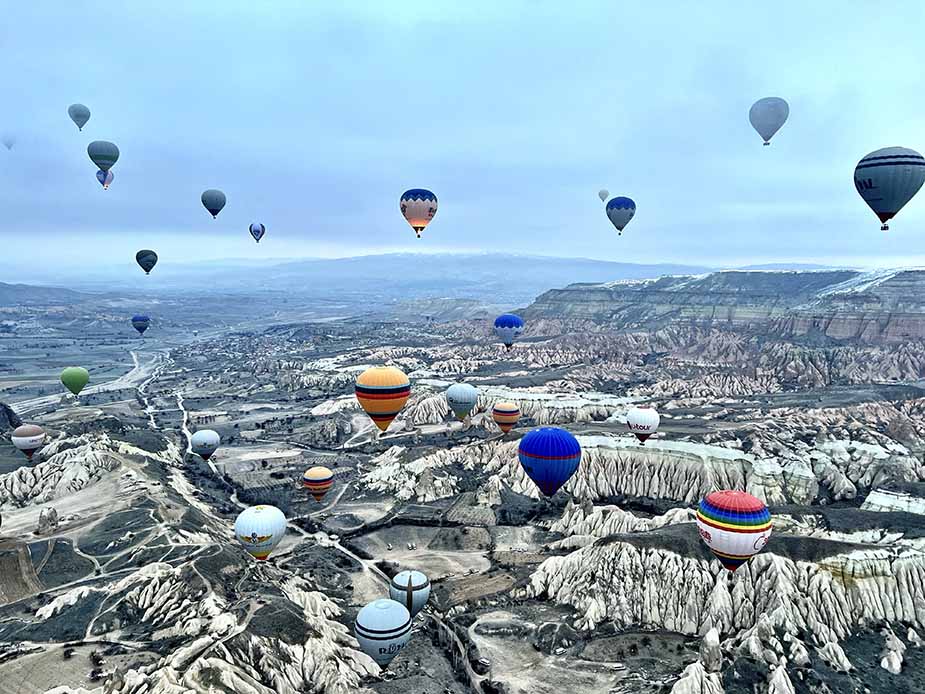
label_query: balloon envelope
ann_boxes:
[445,383,479,421]
[135,250,158,274]
[61,367,89,396]
[494,314,524,349]
[11,424,45,460]
[696,490,772,571]
[191,429,220,460]
[234,505,287,560]
[854,147,925,230]
[68,103,90,130]
[626,406,659,444]
[354,599,412,667]
[96,169,113,189]
[598,189,609,202]
[87,141,119,172]
[389,570,431,618]
[201,189,226,218]
[518,427,581,496]
[355,366,411,432]
[131,315,150,335]
[2,135,14,151]
[749,97,789,145]
[606,196,636,234]
[249,223,265,243]
[492,402,520,433]
[302,465,334,502]
[400,189,437,238]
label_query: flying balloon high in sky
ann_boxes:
[249,223,266,243]
[400,189,437,238]
[136,250,158,274]
[202,189,226,218]
[748,97,789,145]
[96,169,114,190]
[518,427,581,497]
[606,196,636,235]
[598,189,609,202]
[87,141,119,172]
[60,367,89,397]
[67,103,90,131]
[854,147,925,231]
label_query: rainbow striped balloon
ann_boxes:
[355,366,411,432]
[492,402,520,434]
[696,490,772,572]
[302,465,334,502]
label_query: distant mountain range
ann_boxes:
[0,253,712,307]
[0,281,86,307]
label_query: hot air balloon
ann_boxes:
[696,490,772,572]
[60,367,89,396]
[626,406,659,444]
[87,141,119,172]
[11,424,45,460]
[389,570,431,618]
[234,505,287,561]
[445,383,479,421]
[400,189,437,238]
[201,189,226,218]
[355,366,411,432]
[494,314,524,350]
[2,135,14,151]
[518,427,581,497]
[354,599,412,667]
[606,196,636,235]
[854,147,925,231]
[302,465,334,502]
[748,97,789,146]
[191,429,220,461]
[131,315,150,335]
[68,103,90,131]
[598,189,609,202]
[135,250,158,274]
[96,169,113,190]
[491,402,520,434]
[249,223,265,243]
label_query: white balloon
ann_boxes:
[11,424,45,459]
[355,598,412,667]
[854,147,925,231]
[626,406,659,444]
[598,189,609,202]
[389,570,431,617]
[445,383,479,421]
[234,505,287,560]
[748,97,789,145]
[191,429,220,460]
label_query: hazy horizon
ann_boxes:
[3,2,925,273]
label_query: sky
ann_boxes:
[2,1,925,272]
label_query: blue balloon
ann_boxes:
[494,313,524,349]
[605,196,636,234]
[131,315,150,335]
[518,427,581,497]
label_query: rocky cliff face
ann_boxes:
[523,269,925,343]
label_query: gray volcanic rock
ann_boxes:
[0,402,21,432]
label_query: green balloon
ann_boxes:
[60,367,89,396]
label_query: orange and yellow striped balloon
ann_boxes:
[303,465,334,502]
[492,401,521,434]
[355,366,411,432]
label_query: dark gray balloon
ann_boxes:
[68,103,91,131]
[88,141,119,172]
[135,249,158,274]
[201,189,226,218]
